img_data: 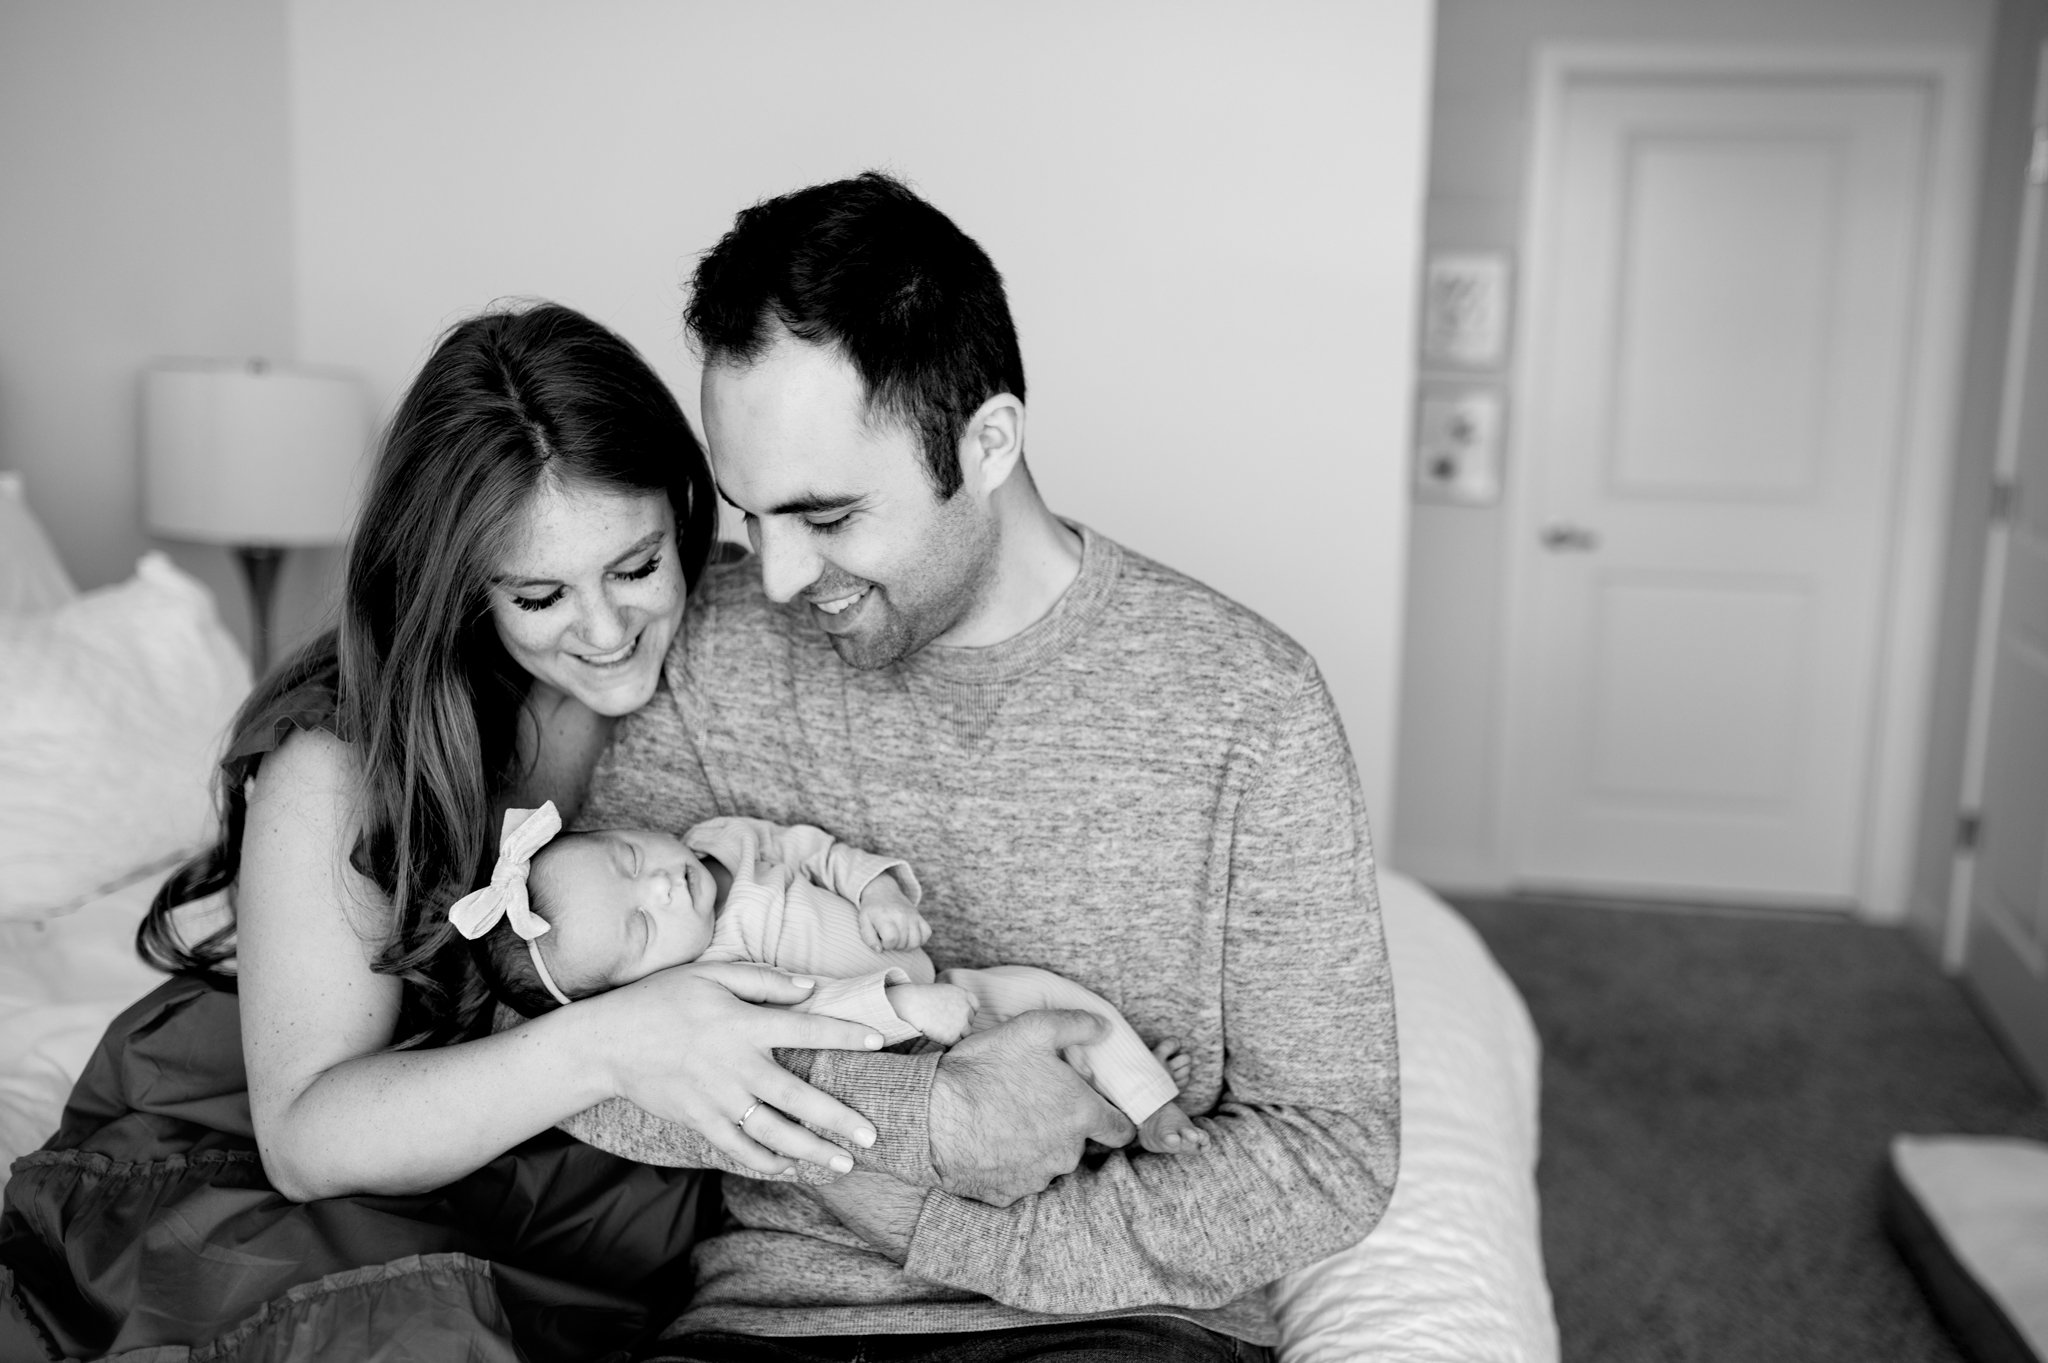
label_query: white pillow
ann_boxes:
[0,472,78,611]
[1270,873,1558,1362]
[0,552,252,921]
[1888,1134,2048,1360]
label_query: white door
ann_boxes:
[1506,74,1936,906]
[1963,58,2048,1093]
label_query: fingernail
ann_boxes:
[830,1154,854,1173]
[856,1126,876,1148]
[864,1033,883,1049]
[793,978,815,989]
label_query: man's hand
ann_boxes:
[928,1009,1136,1206]
[858,874,931,951]
[806,1168,927,1261]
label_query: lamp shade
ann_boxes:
[143,361,368,546]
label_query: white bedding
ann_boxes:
[0,869,170,1163]
[0,867,1557,1360]
[1272,873,1556,1361]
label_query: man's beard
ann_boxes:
[827,510,998,670]
[825,595,916,670]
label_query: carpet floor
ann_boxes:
[1448,895,2048,1363]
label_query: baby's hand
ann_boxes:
[886,983,976,1045]
[858,875,931,952]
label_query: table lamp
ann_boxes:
[143,359,368,674]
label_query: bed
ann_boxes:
[0,472,1558,1361]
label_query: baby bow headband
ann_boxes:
[448,801,573,1007]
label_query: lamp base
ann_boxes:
[233,545,285,676]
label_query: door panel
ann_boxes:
[1587,574,1808,804]
[1509,76,1934,905]
[1612,139,1839,497]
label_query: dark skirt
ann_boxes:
[0,975,714,1361]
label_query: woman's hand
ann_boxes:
[592,961,885,1177]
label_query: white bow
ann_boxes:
[447,802,563,941]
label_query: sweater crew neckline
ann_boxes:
[897,522,1120,686]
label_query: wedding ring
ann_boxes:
[737,1099,762,1131]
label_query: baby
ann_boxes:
[454,802,1206,1154]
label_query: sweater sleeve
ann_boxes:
[689,816,922,906]
[561,1047,943,1185]
[897,662,1401,1311]
[796,969,922,1045]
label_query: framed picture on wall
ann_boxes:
[1420,251,1511,368]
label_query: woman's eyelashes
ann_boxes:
[508,555,664,612]
[511,587,566,613]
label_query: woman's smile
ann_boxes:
[574,636,641,667]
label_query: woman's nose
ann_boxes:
[576,592,630,650]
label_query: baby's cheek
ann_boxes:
[639,917,716,978]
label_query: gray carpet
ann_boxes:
[1448,895,2048,1363]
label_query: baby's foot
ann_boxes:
[1152,1037,1194,1089]
[1139,1101,1207,1154]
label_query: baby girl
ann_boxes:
[454,803,1206,1154]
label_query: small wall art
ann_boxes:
[1420,251,1512,368]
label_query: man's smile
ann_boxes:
[809,584,872,618]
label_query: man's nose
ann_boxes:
[754,520,822,604]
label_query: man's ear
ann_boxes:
[958,393,1025,498]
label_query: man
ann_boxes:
[570,172,1398,1362]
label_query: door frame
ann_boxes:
[1945,45,2048,973]
[1497,44,1982,922]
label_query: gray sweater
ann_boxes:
[566,525,1399,1345]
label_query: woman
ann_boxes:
[0,303,878,1362]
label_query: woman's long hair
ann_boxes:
[137,302,717,1047]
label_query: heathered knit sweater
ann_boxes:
[566,525,1399,1346]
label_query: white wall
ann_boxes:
[1396,0,1996,890]
[0,0,339,658]
[290,0,1433,837]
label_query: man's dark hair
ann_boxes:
[685,171,1026,499]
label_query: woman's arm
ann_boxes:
[236,729,881,1202]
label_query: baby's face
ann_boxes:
[533,829,718,994]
